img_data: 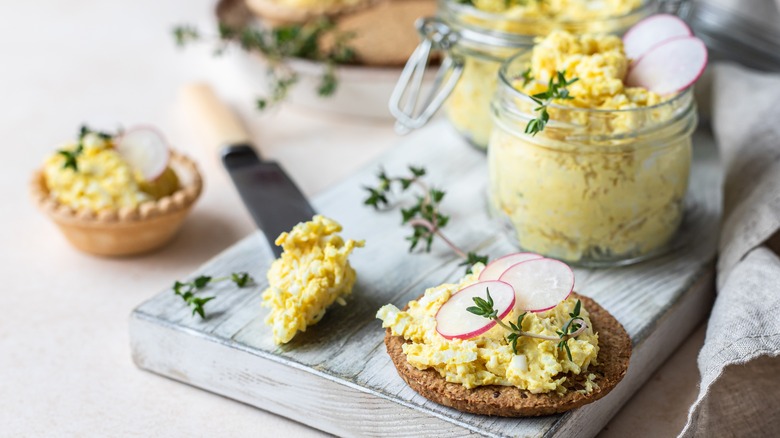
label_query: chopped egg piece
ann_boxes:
[377,265,599,393]
[262,215,364,344]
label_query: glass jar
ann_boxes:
[488,51,698,267]
[390,0,662,150]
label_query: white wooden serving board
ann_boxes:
[130,121,721,438]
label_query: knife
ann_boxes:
[181,83,316,258]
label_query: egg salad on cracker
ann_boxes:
[377,263,599,394]
[262,215,364,344]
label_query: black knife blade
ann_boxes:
[222,144,316,258]
[181,83,316,257]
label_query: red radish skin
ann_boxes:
[435,281,516,340]
[499,258,575,313]
[626,36,708,95]
[623,14,692,61]
[479,252,544,281]
[116,126,171,181]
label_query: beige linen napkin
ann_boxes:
[680,63,780,436]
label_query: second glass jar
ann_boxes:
[488,51,698,267]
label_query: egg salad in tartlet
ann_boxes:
[30,126,202,256]
[377,254,631,416]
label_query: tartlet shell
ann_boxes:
[384,293,632,417]
[30,150,203,256]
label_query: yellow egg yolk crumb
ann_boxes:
[521,31,663,110]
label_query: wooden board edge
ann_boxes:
[546,267,716,438]
[128,264,714,438]
[129,311,488,438]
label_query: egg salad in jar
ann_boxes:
[391,0,655,149]
[488,31,697,266]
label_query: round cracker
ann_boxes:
[384,293,632,417]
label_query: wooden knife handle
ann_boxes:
[180,83,252,155]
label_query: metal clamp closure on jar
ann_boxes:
[390,0,690,137]
[389,17,464,134]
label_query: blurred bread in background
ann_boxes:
[245,0,381,24]
[245,0,436,66]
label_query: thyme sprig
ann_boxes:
[525,70,579,136]
[173,20,355,110]
[467,289,588,360]
[363,166,489,274]
[173,272,254,319]
[520,67,533,86]
[57,125,115,172]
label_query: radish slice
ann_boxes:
[499,258,574,313]
[623,14,692,61]
[435,281,515,340]
[479,252,544,281]
[116,127,170,181]
[626,36,708,95]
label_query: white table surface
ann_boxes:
[0,1,706,436]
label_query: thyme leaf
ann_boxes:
[172,20,355,110]
[172,272,255,319]
[468,289,588,360]
[524,70,579,136]
[362,166,488,274]
[57,125,115,172]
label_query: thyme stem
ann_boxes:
[363,165,489,274]
[467,288,588,358]
[406,218,468,259]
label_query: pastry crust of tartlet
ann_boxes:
[384,293,632,417]
[30,150,202,256]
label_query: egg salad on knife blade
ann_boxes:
[263,215,364,344]
[377,254,631,416]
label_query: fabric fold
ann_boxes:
[681,63,780,436]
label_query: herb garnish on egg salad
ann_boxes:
[509,31,667,135]
[262,215,364,345]
[467,289,588,361]
[377,258,600,394]
[43,126,179,213]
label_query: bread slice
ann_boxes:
[243,0,436,67]
[323,0,437,66]
[384,293,632,417]
[244,0,382,25]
